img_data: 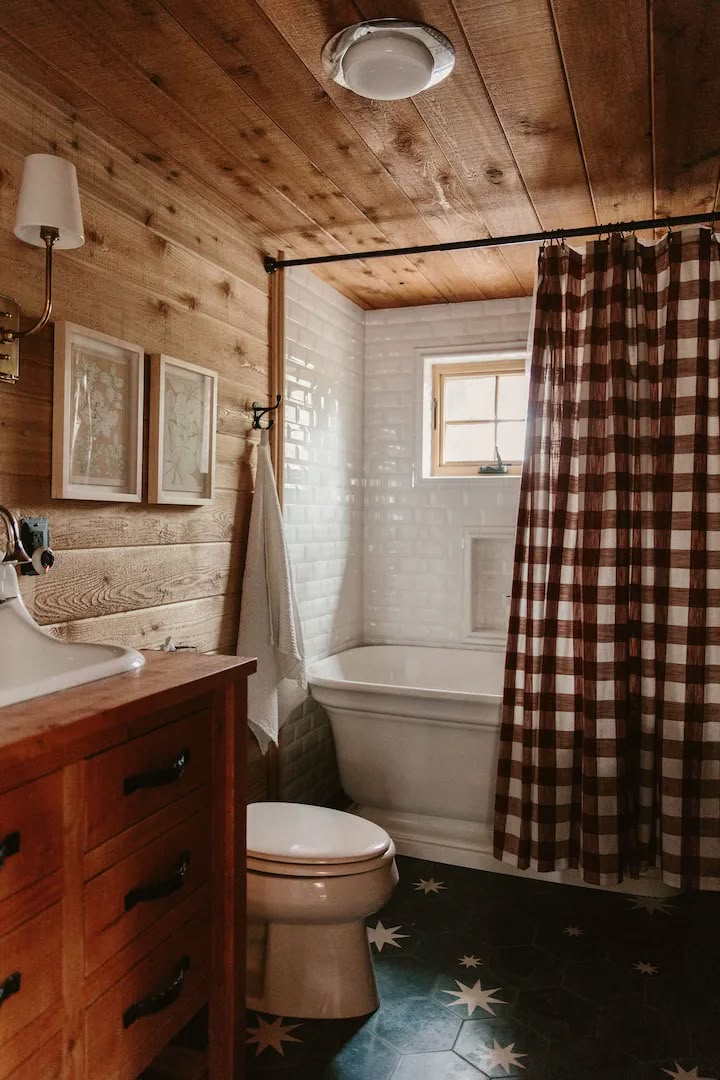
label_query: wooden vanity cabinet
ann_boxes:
[0,652,255,1080]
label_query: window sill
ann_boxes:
[415,473,522,488]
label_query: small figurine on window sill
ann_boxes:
[479,448,508,475]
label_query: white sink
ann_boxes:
[0,564,145,708]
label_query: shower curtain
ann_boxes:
[494,227,720,891]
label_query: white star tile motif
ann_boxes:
[663,1064,716,1079]
[442,978,505,1017]
[246,1015,302,1057]
[413,877,447,894]
[628,895,674,915]
[458,954,482,968]
[484,1038,528,1075]
[633,960,659,975]
[367,920,408,952]
[563,925,583,937]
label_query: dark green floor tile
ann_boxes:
[598,1000,692,1064]
[246,854,720,1080]
[368,994,462,1053]
[562,956,644,1008]
[391,1049,485,1079]
[454,1016,549,1078]
[488,943,565,992]
[320,1028,398,1080]
[413,928,493,974]
[374,955,437,1000]
[512,985,598,1043]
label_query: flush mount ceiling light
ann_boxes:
[322,19,455,101]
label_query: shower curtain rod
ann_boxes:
[263,211,716,273]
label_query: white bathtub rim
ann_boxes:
[311,695,501,731]
[309,675,502,708]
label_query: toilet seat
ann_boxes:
[247,802,392,876]
[247,842,396,878]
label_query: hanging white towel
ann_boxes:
[237,429,307,752]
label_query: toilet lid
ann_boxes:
[247,802,391,865]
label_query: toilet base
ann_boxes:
[247,918,379,1019]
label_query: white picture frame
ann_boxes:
[148,353,218,505]
[52,321,145,502]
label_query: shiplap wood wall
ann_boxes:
[0,70,269,796]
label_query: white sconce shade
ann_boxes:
[14,154,84,250]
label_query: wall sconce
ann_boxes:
[0,154,84,384]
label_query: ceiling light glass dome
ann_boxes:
[322,19,455,101]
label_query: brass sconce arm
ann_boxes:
[0,227,58,345]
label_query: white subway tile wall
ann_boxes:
[364,297,533,647]
[280,268,365,803]
[280,282,533,803]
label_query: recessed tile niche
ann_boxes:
[463,527,515,648]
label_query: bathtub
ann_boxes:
[309,645,672,897]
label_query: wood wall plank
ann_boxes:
[26,543,245,626]
[45,593,241,654]
[0,66,266,676]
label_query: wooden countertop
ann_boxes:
[0,651,257,788]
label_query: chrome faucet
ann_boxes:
[0,505,31,566]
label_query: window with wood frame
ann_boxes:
[431,357,528,476]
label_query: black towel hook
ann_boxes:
[251,395,282,430]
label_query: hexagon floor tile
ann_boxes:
[245,854,720,1079]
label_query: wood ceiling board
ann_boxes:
[0,31,380,308]
[652,0,720,217]
[453,0,596,229]
[0,1,715,307]
[74,0,433,307]
[256,0,526,300]
[550,0,653,224]
[354,0,541,292]
[0,3,399,309]
[155,0,456,306]
[0,69,269,298]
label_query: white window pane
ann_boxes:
[497,373,528,419]
[444,376,495,421]
[444,423,495,462]
[496,420,526,461]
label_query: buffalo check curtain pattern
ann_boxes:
[494,228,720,891]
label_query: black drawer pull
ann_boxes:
[0,832,20,869]
[122,956,189,1029]
[0,972,21,1007]
[123,748,190,797]
[124,851,191,912]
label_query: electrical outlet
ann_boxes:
[19,517,51,576]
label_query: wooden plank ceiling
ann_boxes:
[0,0,717,309]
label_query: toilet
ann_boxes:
[246,801,398,1019]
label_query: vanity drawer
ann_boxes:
[85,709,212,850]
[0,774,62,905]
[85,808,211,975]
[0,904,62,1049]
[85,913,210,1080]
[5,1034,62,1080]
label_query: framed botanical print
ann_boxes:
[52,322,144,502]
[148,354,218,505]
